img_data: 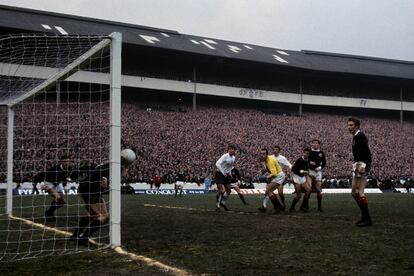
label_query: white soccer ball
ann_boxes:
[121,149,136,165]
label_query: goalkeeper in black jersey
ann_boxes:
[70,150,136,244]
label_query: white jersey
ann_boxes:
[275,154,292,170]
[216,153,235,175]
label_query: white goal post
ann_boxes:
[0,32,122,261]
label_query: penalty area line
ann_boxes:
[8,215,191,276]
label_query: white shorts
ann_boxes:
[45,182,64,193]
[175,181,184,188]
[292,174,306,185]
[308,170,322,181]
[352,162,367,178]
[270,172,286,185]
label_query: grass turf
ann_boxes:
[1,193,414,275]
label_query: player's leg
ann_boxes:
[259,183,273,212]
[71,194,92,240]
[220,184,232,211]
[300,178,312,212]
[179,185,183,197]
[352,177,372,226]
[290,181,302,211]
[274,173,286,210]
[315,179,323,212]
[277,184,285,210]
[234,186,248,205]
[44,184,66,219]
[82,198,109,239]
[259,182,281,212]
[216,184,224,210]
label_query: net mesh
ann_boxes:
[0,34,112,261]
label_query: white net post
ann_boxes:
[109,32,122,247]
[6,106,13,215]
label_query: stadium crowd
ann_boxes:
[1,102,413,187]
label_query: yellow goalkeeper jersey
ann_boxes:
[265,155,283,177]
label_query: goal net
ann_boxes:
[0,33,122,261]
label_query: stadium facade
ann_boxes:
[0,4,413,120]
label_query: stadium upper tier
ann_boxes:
[1,4,414,82]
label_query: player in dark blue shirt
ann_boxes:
[290,148,311,211]
[348,118,373,227]
[308,139,327,212]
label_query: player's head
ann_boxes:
[59,155,71,170]
[310,139,321,150]
[273,145,281,156]
[228,144,236,156]
[303,148,311,159]
[347,117,361,135]
[260,148,269,160]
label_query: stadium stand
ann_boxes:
[1,102,413,187]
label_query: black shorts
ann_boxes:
[215,171,231,185]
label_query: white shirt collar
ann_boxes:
[354,130,361,136]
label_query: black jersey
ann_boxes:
[78,163,110,195]
[176,172,186,182]
[69,164,96,182]
[33,164,69,186]
[309,150,326,170]
[352,131,372,164]
[231,168,241,183]
[292,157,310,177]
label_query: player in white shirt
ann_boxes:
[273,146,292,210]
[215,145,236,211]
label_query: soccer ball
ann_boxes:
[121,149,136,165]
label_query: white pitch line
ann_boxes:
[9,215,73,237]
[144,204,213,212]
[143,203,258,215]
[114,247,190,276]
[8,215,190,276]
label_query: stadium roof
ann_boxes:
[1,4,414,81]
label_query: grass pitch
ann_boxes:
[1,193,414,275]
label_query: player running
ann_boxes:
[33,155,72,221]
[70,149,136,244]
[289,148,311,211]
[258,148,285,212]
[307,139,326,211]
[215,145,236,211]
[348,118,373,227]
[273,145,292,210]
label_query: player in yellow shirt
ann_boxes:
[258,148,286,212]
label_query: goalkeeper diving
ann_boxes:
[70,149,136,244]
